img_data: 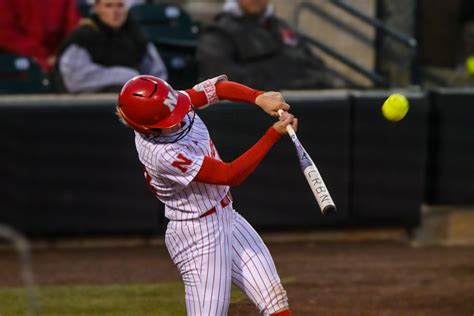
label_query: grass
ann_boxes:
[0,282,247,316]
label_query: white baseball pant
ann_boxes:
[165,202,289,315]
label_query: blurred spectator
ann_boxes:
[0,0,81,72]
[196,0,331,90]
[55,0,167,93]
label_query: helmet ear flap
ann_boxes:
[116,106,150,135]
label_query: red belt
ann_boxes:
[199,194,232,218]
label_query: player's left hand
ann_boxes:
[255,92,290,117]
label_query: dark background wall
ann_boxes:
[350,91,428,226]
[0,90,471,237]
[1,97,162,236]
[425,89,474,204]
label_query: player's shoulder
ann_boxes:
[135,132,165,159]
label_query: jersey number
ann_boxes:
[172,153,192,173]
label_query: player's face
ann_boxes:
[95,0,128,29]
[239,0,269,16]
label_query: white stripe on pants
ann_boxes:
[165,203,289,315]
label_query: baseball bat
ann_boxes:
[278,109,337,215]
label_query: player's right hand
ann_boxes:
[273,112,298,135]
[255,92,290,117]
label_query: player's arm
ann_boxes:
[194,113,297,186]
[185,76,290,117]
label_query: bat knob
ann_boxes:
[322,205,337,216]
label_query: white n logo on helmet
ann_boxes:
[163,90,178,112]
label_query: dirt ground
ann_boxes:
[0,238,473,316]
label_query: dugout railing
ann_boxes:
[293,0,419,87]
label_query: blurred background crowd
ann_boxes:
[1,0,474,94]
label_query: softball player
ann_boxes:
[116,74,295,316]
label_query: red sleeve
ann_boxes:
[215,81,264,102]
[184,88,208,108]
[194,127,281,186]
[185,81,264,108]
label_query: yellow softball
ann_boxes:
[381,93,409,122]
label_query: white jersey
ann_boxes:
[135,112,229,221]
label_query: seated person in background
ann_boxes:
[0,0,80,72]
[196,0,331,91]
[55,0,167,93]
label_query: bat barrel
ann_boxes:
[278,109,337,215]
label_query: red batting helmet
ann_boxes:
[117,75,191,134]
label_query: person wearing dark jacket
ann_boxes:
[196,0,330,91]
[55,0,167,93]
